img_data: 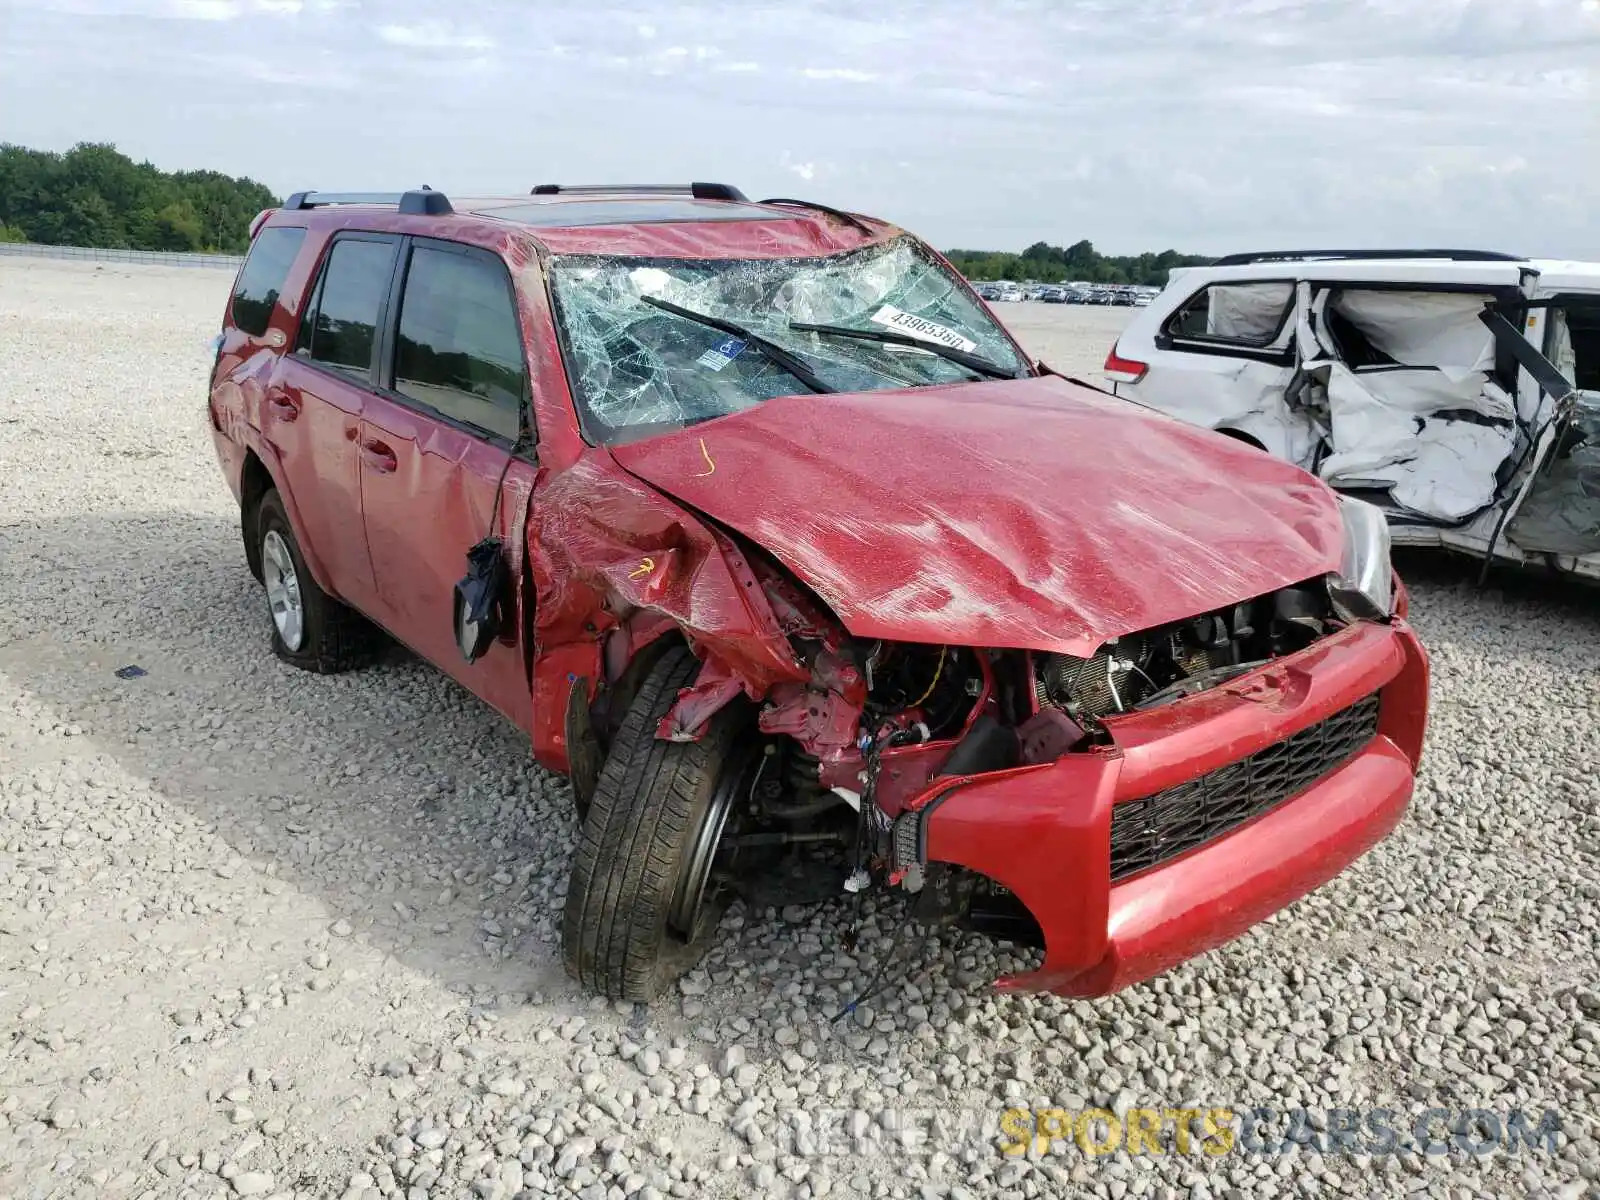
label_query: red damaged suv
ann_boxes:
[208,184,1429,1002]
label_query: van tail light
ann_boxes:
[247,208,277,240]
[1103,345,1148,383]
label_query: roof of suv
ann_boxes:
[268,185,897,260]
[1185,248,1600,294]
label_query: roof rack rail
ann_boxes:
[1211,248,1524,267]
[758,197,874,235]
[281,188,453,216]
[529,182,748,202]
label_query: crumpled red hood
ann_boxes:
[611,376,1344,656]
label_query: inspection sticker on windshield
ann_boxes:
[697,336,747,372]
[869,305,977,353]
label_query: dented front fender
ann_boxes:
[526,450,814,761]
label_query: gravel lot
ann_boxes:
[1,259,1597,1200]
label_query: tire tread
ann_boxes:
[562,646,739,1001]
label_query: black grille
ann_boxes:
[1109,693,1383,882]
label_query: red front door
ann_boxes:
[358,395,537,728]
[356,236,540,730]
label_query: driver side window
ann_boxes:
[390,242,529,442]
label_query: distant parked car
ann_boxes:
[1104,248,1599,581]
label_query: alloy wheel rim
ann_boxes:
[262,529,305,651]
[668,745,758,939]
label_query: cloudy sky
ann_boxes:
[3,0,1597,256]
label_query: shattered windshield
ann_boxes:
[548,237,1029,443]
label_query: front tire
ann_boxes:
[254,489,377,674]
[562,646,752,1001]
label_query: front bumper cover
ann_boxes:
[915,619,1429,997]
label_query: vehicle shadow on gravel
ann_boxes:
[0,510,586,998]
[17,512,1588,1063]
[0,509,1046,1042]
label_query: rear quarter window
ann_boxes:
[229,227,307,337]
[1166,281,1293,348]
[296,237,398,376]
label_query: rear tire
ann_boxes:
[255,489,378,674]
[562,646,751,1001]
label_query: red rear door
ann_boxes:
[261,232,401,611]
[358,237,538,729]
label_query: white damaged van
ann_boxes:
[1104,250,1600,581]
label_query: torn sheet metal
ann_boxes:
[1507,392,1600,556]
[1223,395,1323,468]
[1118,286,1315,467]
[525,450,808,702]
[1549,309,1578,392]
[1305,289,1517,523]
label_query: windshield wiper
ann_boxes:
[786,321,1020,380]
[640,296,834,394]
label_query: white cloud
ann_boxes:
[799,66,878,83]
[230,55,355,88]
[781,152,817,181]
[29,0,305,15]
[171,0,237,16]
[377,20,494,51]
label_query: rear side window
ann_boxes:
[1167,281,1293,348]
[296,237,398,375]
[392,244,527,440]
[229,227,306,337]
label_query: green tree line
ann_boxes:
[0,142,279,253]
[945,240,1213,286]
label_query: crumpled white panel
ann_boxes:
[1550,309,1577,384]
[1330,291,1496,382]
[1338,365,1514,422]
[1227,403,1324,469]
[1129,350,1318,468]
[1316,364,1516,520]
[1303,289,1340,360]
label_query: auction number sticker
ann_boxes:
[869,305,977,353]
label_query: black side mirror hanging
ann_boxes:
[453,535,508,663]
[451,403,531,665]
